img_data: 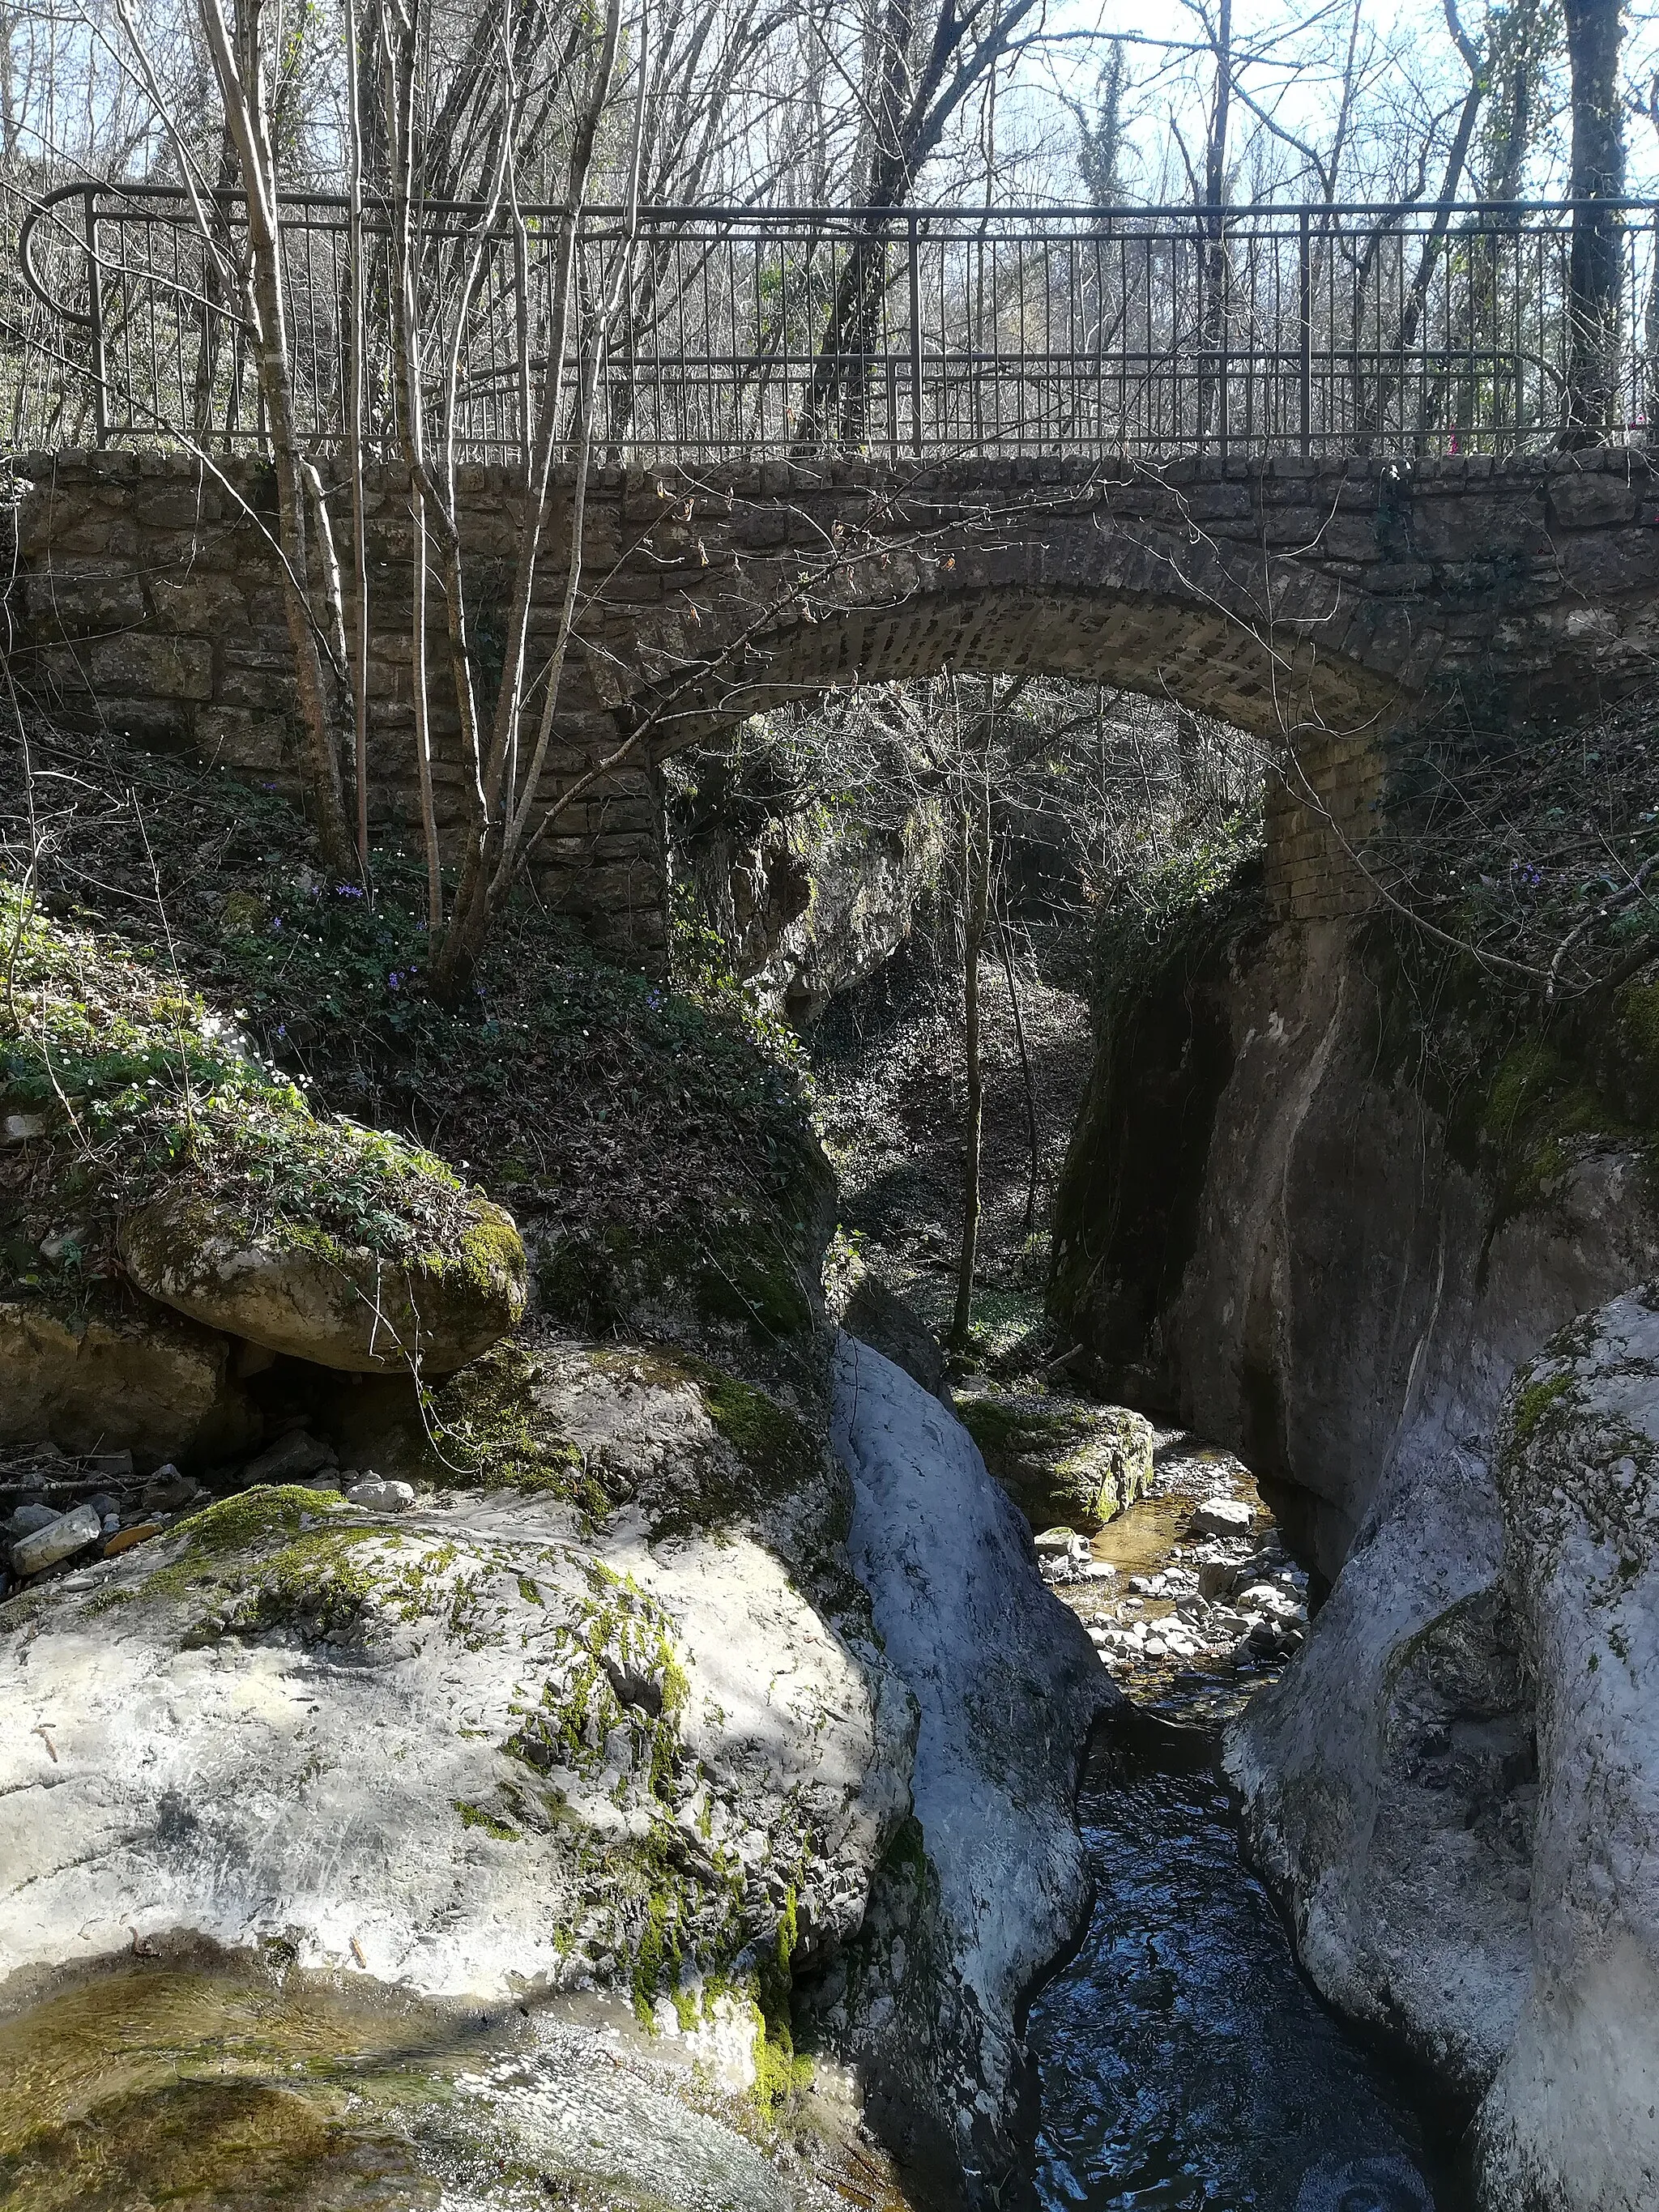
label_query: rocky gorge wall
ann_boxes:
[1054,899,1659,1579]
[1050,785,1659,2207]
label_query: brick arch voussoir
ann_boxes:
[627,559,1409,759]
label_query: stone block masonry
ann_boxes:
[8,445,1659,950]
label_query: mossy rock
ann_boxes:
[957,1388,1154,1531]
[120,1191,527,1375]
[0,1287,257,1466]
[329,1334,825,1544]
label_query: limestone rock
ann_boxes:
[1230,1284,1659,2212]
[1191,1495,1253,1539]
[812,1337,1114,2193]
[345,1477,414,1513]
[842,1276,948,1399]
[0,1295,255,1465]
[957,1386,1155,1531]
[5,1503,60,1541]
[119,1192,527,1375]
[241,1430,336,1484]
[1227,1438,1533,2099]
[1475,1286,1659,2211]
[12,1502,102,1576]
[0,1344,914,2044]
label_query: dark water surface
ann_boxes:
[1025,1724,1471,2212]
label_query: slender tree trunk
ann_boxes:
[1198,0,1233,442]
[999,906,1038,1237]
[1562,0,1626,443]
[950,769,991,1353]
[343,0,371,880]
[198,0,355,877]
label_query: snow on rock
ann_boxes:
[815,1335,1114,2198]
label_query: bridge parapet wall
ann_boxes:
[7,446,1659,950]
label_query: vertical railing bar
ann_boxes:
[1299,206,1312,458]
[85,187,108,446]
[909,211,923,456]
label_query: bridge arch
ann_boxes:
[11,449,1659,958]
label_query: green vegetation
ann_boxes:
[139,1485,471,1646]
[0,885,481,1309]
[957,1388,1154,1529]
[454,1800,522,1842]
[416,1340,593,1502]
[0,726,825,1366]
[1510,1368,1575,1451]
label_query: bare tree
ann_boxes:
[1562,0,1626,439]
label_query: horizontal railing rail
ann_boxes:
[8,183,1659,462]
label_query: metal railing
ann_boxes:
[10,182,1659,462]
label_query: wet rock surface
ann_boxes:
[0,1954,896,2212]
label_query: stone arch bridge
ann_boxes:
[8,445,1659,957]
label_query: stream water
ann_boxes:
[1024,1707,1468,2212]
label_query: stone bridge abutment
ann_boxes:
[9,447,1659,958]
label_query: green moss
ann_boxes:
[140,1485,468,1649]
[0,884,514,1310]
[958,1390,1153,1529]
[1480,1042,1608,1207]
[696,1368,817,1499]
[1511,1369,1575,1450]
[456,1209,526,1296]
[418,1340,593,1502]
[454,1800,521,1842]
[1617,977,1659,1123]
[581,1348,821,1538]
[750,2018,813,2119]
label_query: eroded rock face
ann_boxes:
[119,1193,527,1374]
[0,1294,255,1465]
[812,1338,1112,2197]
[1477,1286,1659,2212]
[1055,914,1659,1579]
[1230,1285,1659,2211]
[0,1348,913,2060]
[1227,1440,1535,2097]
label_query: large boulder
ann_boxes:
[120,1191,527,1375]
[0,1345,913,2035]
[842,1276,949,1400]
[1230,1284,1659,2210]
[956,1384,1155,1530]
[0,1294,255,1466]
[810,1338,1113,2191]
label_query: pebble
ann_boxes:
[11,1502,104,1576]
[345,1478,415,1513]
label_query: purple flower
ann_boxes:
[271,916,284,931]
[275,1023,288,1039]
[389,973,402,990]
[335,883,365,898]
